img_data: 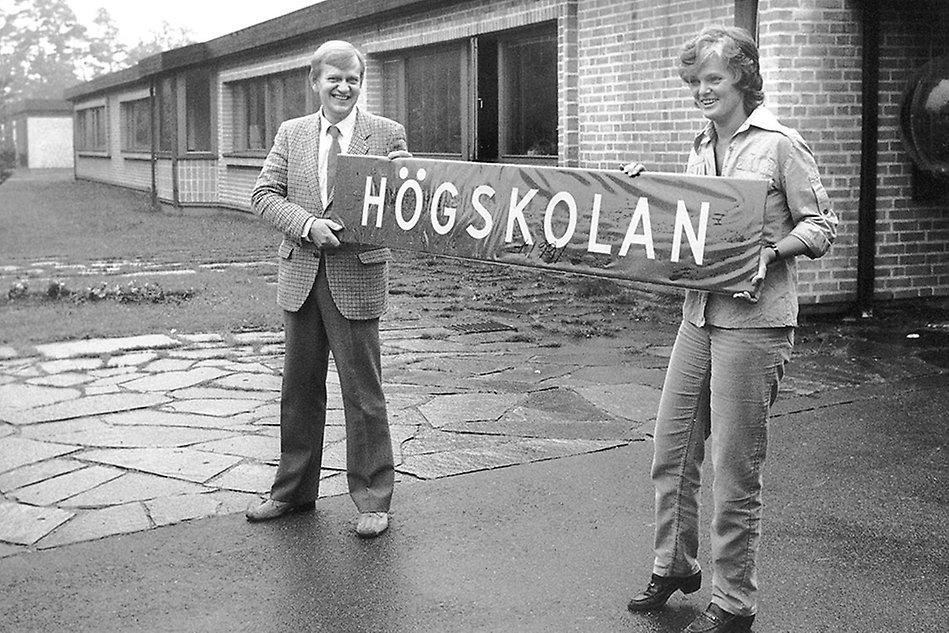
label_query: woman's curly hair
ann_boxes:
[677,26,765,115]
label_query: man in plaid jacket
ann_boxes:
[247,40,409,538]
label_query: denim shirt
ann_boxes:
[681,106,838,328]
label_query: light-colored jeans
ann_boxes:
[650,321,793,616]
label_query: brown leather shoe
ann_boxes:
[627,571,702,612]
[683,603,755,632]
[355,512,389,538]
[245,498,315,522]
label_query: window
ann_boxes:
[231,68,309,152]
[76,106,106,151]
[380,23,557,163]
[157,76,176,152]
[383,45,466,157]
[121,98,151,151]
[499,33,558,159]
[185,67,212,152]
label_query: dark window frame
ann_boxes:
[185,67,213,153]
[76,105,107,152]
[379,22,558,165]
[120,97,152,152]
[229,67,311,154]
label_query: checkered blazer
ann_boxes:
[252,108,408,319]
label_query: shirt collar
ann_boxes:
[692,105,782,151]
[319,107,358,138]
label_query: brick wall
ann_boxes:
[757,0,863,306]
[875,2,949,301]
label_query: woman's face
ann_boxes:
[684,51,746,131]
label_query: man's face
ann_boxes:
[313,58,362,124]
[684,52,744,130]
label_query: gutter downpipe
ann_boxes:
[857,0,880,317]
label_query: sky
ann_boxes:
[67,0,320,46]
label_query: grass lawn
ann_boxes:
[0,177,284,348]
[0,174,683,350]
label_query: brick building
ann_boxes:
[63,0,949,312]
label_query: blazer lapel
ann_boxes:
[302,114,324,215]
[349,109,371,156]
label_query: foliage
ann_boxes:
[5,277,195,304]
[0,0,195,111]
[0,145,14,184]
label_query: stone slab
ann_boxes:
[163,398,266,417]
[213,373,282,392]
[0,383,81,411]
[143,358,196,373]
[37,358,103,374]
[0,500,74,545]
[106,352,158,367]
[192,435,278,460]
[144,492,229,527]
[169,386,274,401]
[27,373,92,387]
[0,542,25,558]
[36,503,151,549]
[12,465,124,505]
[100,409,237,429]
[575,383,662,422]
[81,447,242,483]
[9,392,170,425]
[418,392,521,427]
[206,462,274,494]
[35,334,179,360]
[62,472,209,507]
[21,417,238,448]
[0,457,85,491]
[122,367,229,392]
[0,436,79,473]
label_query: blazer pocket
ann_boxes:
[357,248,390,265]
[278,240,296,260]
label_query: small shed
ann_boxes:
[1,99,75,169]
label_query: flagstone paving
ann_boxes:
[0,321,669,556]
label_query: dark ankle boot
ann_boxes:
[627,571,702,612]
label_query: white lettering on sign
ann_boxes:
[671,199,709,265]
[359,172,711,265]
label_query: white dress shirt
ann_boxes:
[303,107,358,240]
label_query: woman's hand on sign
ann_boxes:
[387,149,413,160]
[732,248,772,303]
[621,162,646,177]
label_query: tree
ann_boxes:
[0,0,87,108]
[76,7,127,80]
[0,0,196,113]
[125,21,195,65]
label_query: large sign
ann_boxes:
[333,156,767,294]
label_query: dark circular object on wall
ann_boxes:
[900,54,949,177]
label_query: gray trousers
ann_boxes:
[270,263,394,512]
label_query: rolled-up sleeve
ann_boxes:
[781,136,838,259]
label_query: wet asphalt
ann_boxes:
[2,332,947,633]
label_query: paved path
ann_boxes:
[0,317,679,555]
[4,295,948,558]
